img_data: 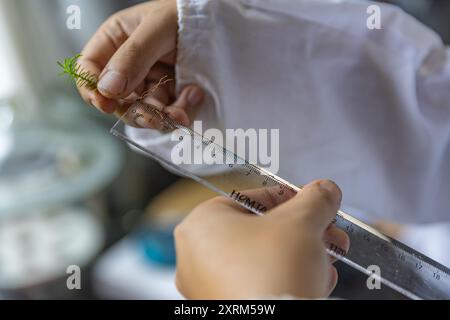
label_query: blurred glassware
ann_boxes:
[0,101,14,166]
[0,207,103,299]
[0,0,177,299]
[0,95,123,299]
[0,114,122,218]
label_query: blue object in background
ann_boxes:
[137,223,177,266]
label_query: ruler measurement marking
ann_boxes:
[112,103,450,300]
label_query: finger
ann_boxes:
[160,51,176,65]
[116,85,204,131]
[76,70,120,114]
[141,80,172,106]
[78,13,133,111]
[113,100,134,119]
[97,11,177,99]
[147,63,175,83]
[81,12,132,72]
[123,101,168,130]
[91,90,121,114]
[272,180,342,232]
[323,225,350,263]
[133,63,175,100]
[201,183,297,218]
[327,265,339,296]
[165,85,204,126]
[146,64,176,101]
[76,59,102,108]
[75,58,119,113]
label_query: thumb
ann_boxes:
[273,180,342,232]
[97,13,176,99]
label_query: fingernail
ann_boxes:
[98,70,128,96]
[319,180,342,203]
[187,87,204,106]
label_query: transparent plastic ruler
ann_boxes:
[111,102,450,300]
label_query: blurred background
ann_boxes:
[0,0,448,300]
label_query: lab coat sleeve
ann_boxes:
[172,0,450,224]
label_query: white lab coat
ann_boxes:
[127,0,450,262]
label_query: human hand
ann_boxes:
[174,180,350,299]
[78,0,204,125]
